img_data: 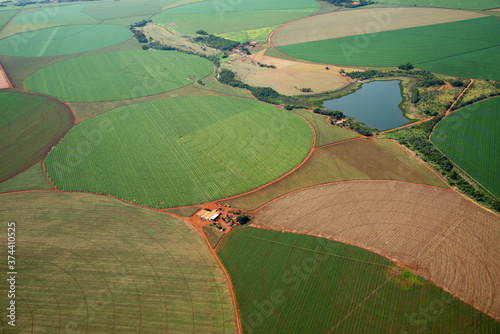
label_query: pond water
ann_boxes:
[322,80,409,131]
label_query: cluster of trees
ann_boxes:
[416,72,445,88]
[142,41,221,67]
[130,20,151,28]
[346,120,372,136]
[131,29,148,43]
[384,118,499,212]
[299,88,313,92]
[313,108,344,120]
[398,63,414,71]
[257,62,276,69]
[193,33,239,51]
[324,0,373,7]
[218,69,281,103]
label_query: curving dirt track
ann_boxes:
[270,7,486,47]
[252,180,500,322]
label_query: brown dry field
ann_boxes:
[271,7,486,46]
[0,64,11,88]
[253,180,500,322]
[227,49,352,95]
[225,138,447,210]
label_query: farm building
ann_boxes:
[197,209,220,221]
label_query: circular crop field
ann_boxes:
[0,91,74,183]
[0,191,237,333]
[272,9,500,79]
[12,3,98,26]
[44,96,314,208]
[0,24,131,57]
[24,50,214,102]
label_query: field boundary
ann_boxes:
[0,87,76,185]
[247,224,500,323]
[0,7,21,34]
[0,63,13,88]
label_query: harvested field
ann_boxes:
[24,50,213,102]
[225,138,447,210]
[0,191,237,332]
[227,49,352,96]
[0,24,132,57]
[431,97,500,197]
[218,227,500,333]
[253,180,500,322]
[270,7,486,47]
[0,64,11,88]
[0,91,74,183]
[44,96,313,208]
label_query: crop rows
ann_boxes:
[218,227,500,333]
[431,96,500,197]
[44,96,313,208]
[276,16,500,79]
[24,50,214,102]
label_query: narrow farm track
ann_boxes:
[252,180,500,322]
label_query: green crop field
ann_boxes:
[291,108,359,147]
[44,96,313,208]
[0,24,132,57]
[0,191,237,332]
[218,227,500,333]
[377,0,500,10]
[13,4,98,26]
[225,138,447,210]
[154,9,317,35]
[0,91,74,183]
[82,0,163,20]
[160,0,319,14]
[0,9,17,29]
[431,97,500,197]
[0,162,52,193]
[24,50,214,102]
[276,16,500,79]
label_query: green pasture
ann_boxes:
[24,50,213,102]
[13,4,98,26]
[0,91,74,183]
[431,97,500,197]
[44,96,313,208]
[0,24,132,57]
[154,8,317,34]
[161,0,319,14]
[0,9,17,28]
[215,25,279,44]
[218,227,500,333]
[276,16,500,79]
[0,191,237,333]
[377,0,500,10]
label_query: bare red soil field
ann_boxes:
[253,180,500,322]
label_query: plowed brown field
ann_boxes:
[253,181,500,322]
[270,7,486,47]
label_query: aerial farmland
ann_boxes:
[0,0,498,333]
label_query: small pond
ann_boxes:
[322,80,409,130]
